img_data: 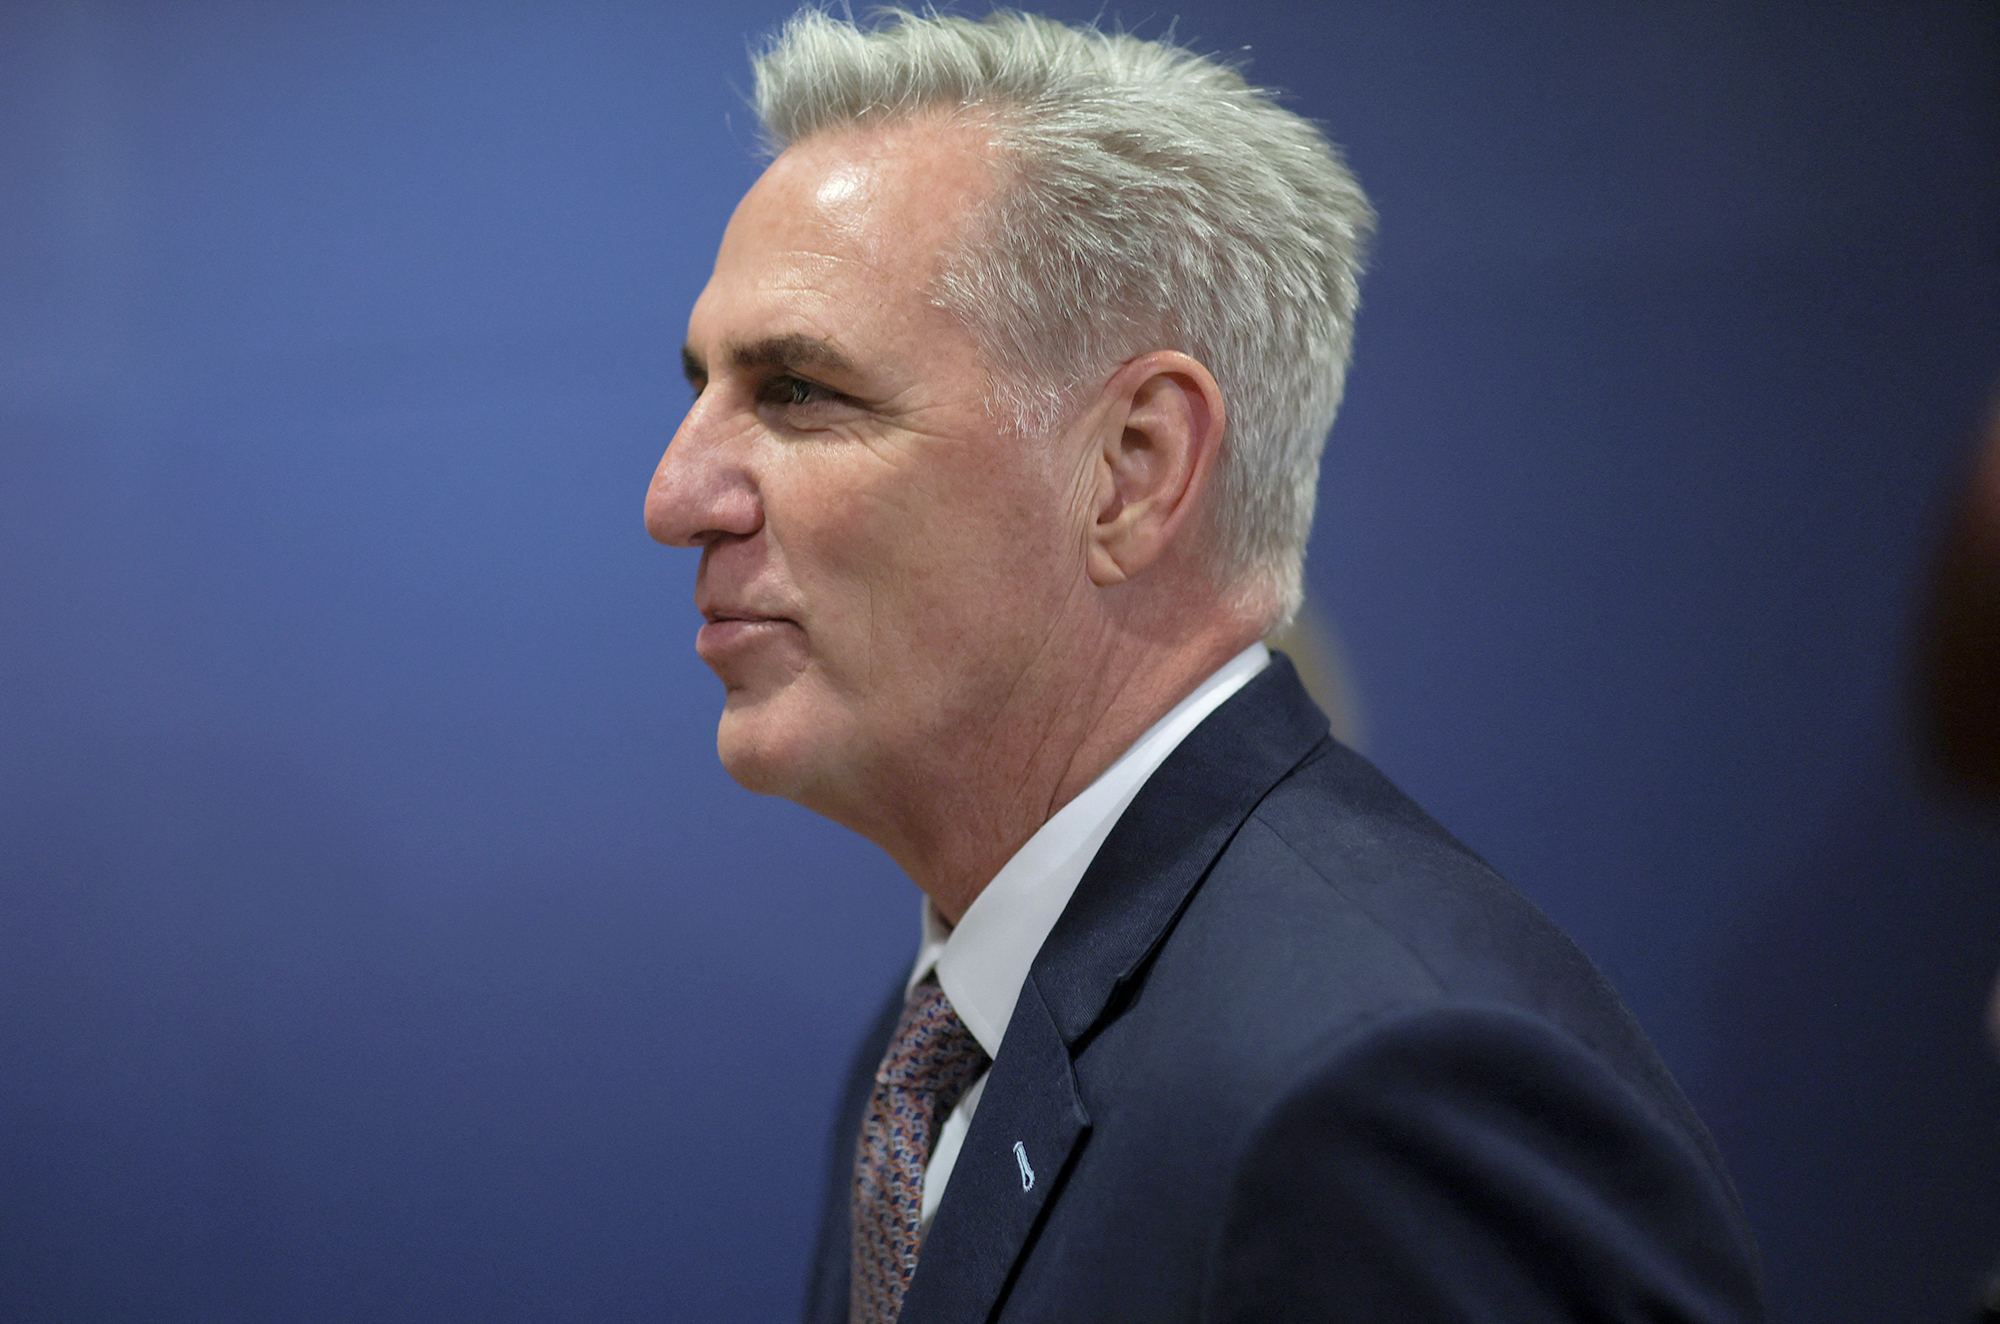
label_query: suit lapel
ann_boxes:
[1032,653,1331,1043]
[899,655,1332,1322]
[898,975,1087,1322]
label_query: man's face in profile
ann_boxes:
[646,120,1098,831]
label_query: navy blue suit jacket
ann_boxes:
[805,655,1762,1322]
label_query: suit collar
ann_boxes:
[920,643,1273,1058]
[1027,651,1332,1045]
[902,654,1330,1323]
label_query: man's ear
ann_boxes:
[1085,350,1227,587]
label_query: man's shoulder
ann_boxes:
[1083,656,1645,1055]
[1142,730,1690,1119]
[1033,735,1761,1321]
[1231,734,1619,1015]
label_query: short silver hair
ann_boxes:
[752,9,1373,624]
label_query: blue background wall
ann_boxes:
[4,1,1997,1319]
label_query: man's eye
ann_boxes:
[770,375,819,407]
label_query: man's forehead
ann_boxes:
[684,117,1001,376]
[734,117,998,275]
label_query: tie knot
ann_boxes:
[876,977,988,1102]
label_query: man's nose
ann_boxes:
[644,399,763,548]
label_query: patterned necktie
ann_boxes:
[850,976,990,1324]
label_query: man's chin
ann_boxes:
[713,703,828,802]
[717,741,796,799]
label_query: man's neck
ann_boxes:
[899,626,1258,924]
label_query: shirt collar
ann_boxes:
[907,642,1270,1058]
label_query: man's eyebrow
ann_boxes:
[681,334,860,391]
[729,334,858,379]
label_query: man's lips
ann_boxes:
[694,611,801,664]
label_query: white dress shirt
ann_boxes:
[905,642,1270,1229]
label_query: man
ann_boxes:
[646,9,1763,1322]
